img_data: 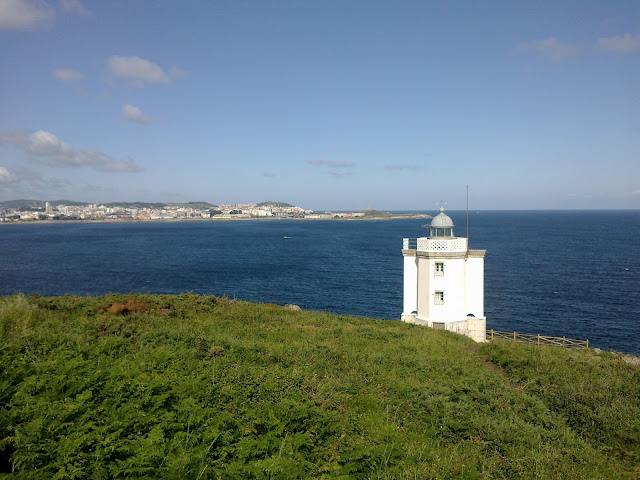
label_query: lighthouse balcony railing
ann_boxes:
[403,237,468,253]
[403,238,417,250]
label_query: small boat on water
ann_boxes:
[283,236,290,239]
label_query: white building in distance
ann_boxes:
[401,208,486,342]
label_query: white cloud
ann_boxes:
[0,0,54,30]
[169,65,191,78]
[121,104,153,124]
[0,166,18,183]
[0,0,88,30]
[308,158,355,168]
[0,129,141,172]
[516,37,580,61]
[327,170,354,178]
[597,34,640,54]
[0,130,27,145]
[0,167,72,197]
[59,0,90,16]
[53,68,84,83]
[106,55,171,86]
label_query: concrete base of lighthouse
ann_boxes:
[401,315,487,343]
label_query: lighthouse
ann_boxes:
[401,208,486,342]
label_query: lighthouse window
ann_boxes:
[431,227,452,237]
[435,262,444,276]
[434,291,444,305]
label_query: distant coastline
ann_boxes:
[0,199,430,224]
[1,212,431,226]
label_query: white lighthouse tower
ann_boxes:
[401,208,486,342]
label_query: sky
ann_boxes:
[0,0,639,210]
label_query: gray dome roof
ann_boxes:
[430,207,454,228]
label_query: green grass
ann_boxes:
[0,294,638,479]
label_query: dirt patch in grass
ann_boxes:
[106,300,149,315]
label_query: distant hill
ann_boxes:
[0,199,91,209]
[166,201,218,209]
[258,201,293,207]
[104,202,167,209]
[0,200,217,209]
[362,209,391,217]
[51,199,90,206]
[0,199,45,208]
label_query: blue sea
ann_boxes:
[1,211,639,354]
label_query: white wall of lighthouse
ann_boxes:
[402,255,418,316]
[464,256,484,318]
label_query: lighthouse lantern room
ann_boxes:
[401,207,486,342]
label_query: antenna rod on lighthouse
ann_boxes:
[466,185,469,240]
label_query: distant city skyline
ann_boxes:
[1,1,639,210]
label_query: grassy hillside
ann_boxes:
[1,294,638,479]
